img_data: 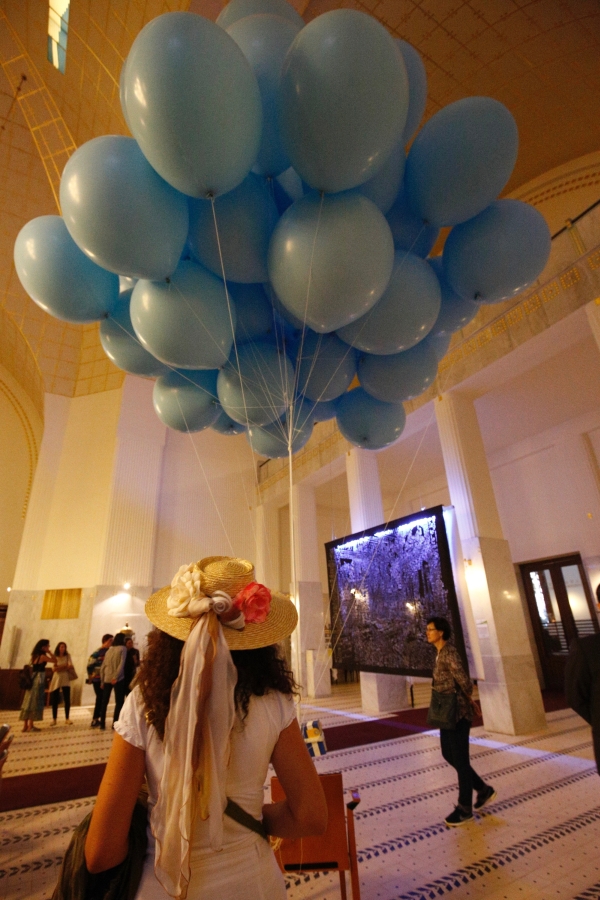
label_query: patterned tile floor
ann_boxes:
[1,700,598,900]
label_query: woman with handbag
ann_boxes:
[83,556,327,900]
[20,639,56,732]
[49,642,76,726]
[426,616,496,826]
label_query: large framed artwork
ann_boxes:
[326,505,467,677]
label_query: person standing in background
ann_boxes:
[426,617,496,826]
[20,640,56,732]
[123,637,140,695]
[49,642,74,726]
[565,633,600,775]
[87,634,113,728]
[99,633,127,731]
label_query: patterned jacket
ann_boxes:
[432,642,474,721]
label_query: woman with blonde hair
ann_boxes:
[85,556,328,899]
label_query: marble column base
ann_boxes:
[463,535,546,735]
[305,649,332,698]
[360,672,409,715]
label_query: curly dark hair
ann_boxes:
[137,627,298,740]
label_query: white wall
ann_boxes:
[153,428,259,588]
[14,389,123,590]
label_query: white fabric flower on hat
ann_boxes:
[167,563,211,618]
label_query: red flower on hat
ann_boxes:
[233,582,271,625]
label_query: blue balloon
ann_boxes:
[297,332,356,401]
[212,407,247,436]
[405,97,519,227]
[307,398,338,422]
[229,283,274,344]
[247,408,313,458]
[386,187,439,258]
[188,174,279,284]
[358,339,438,403]
[396,40,427,145]
[336,388,406,451]
[353,143,405,215]
[14,215,119,323]
[217,340,294,426]
[227,14,301,177]
[119,57,132,132]
[60,136,188,281]
[428,257,478,335]
[268,192,394,333]
[153,369,220,432]
[279,10,408,193]
[130,260,236,369]
[100,291,169,377]
[427,332,451,362]
[217,0,304,30]
[337,252,441,355]
[443,200,551,304]
[264,281,305,331]
[123,13,262,197]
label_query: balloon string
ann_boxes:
[313,348,461,690]
[173,393,236,556]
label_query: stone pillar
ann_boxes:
[255,501,280,589]
[345,448,409,715]
[435,391,546,735]
[291,483,331,698]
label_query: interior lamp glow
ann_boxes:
[123,582,131,590]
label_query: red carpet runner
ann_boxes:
[0,691,567,811]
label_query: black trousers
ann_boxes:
[440,717,487,809]
[99,681,126,728]
[51,686,71,720]
[92,682,103,721]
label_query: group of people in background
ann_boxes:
[19,631,140,730]
[87,633,140,730]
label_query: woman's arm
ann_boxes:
[85,733,146,873]
[262,719,328,839]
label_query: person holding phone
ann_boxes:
[20,639,56,732]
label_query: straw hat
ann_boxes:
[146,556,297,650]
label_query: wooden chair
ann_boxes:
[271,772,361,900]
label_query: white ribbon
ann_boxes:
[151,614,237,899]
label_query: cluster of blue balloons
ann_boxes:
[13,0,551,455]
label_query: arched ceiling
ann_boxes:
[0,0,598,397]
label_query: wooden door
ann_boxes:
[520,554,599,690]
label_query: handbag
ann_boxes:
[427,688,458,730]
[19,665,33,691]
[68,666,78,681]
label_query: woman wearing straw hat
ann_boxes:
[84,556,328,900]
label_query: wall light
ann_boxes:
[6,586,11,592]
[123,582,131,590]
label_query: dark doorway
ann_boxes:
[520,554,599,690]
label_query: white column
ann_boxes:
[255,501,280,589]
[345,448,409,715]
[291,483,331,698]
[435,391,546,735]
[100,376,167,588]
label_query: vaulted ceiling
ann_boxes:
[0,0,598,397]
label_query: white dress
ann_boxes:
[115,686,295,900]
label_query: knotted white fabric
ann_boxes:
[151,612,237,900]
